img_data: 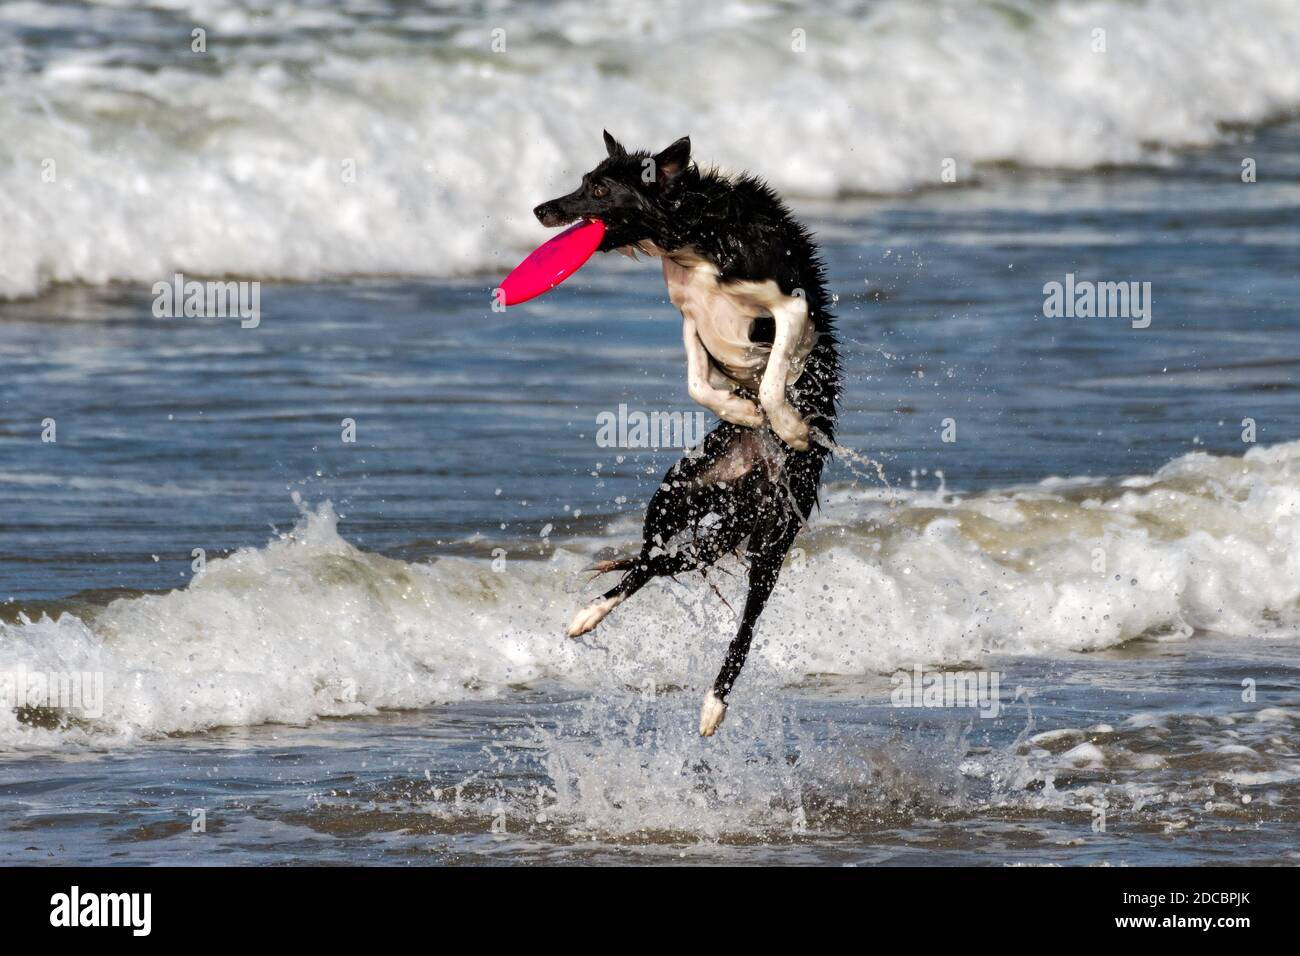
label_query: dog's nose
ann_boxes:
[533,203,552,225]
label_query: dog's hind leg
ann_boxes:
[698,510,803,736]
[566,548,689,638]
[566,423,762,638]
[565,489,753,637]
[697,440,829,736]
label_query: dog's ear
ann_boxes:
[653,136,691,187]
[602,130,627,158]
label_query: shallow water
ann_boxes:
[3,635,1298,865]
[1,0,1299,865]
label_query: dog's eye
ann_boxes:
[592,184,609,199]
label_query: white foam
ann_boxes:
[1059,741,1107,767]
[1,438,1299,747]
[2,0,1299,297]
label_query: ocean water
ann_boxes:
[1,0,1299,865]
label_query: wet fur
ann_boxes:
[535,133,841,734]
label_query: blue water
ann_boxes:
[4,124,1299,604]
[2,634,1297,865]
[1,0,1299,866]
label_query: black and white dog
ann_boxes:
[534,132,841,736]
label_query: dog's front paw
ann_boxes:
[699,689,728,737]
[769,406,810,450]
[721,397,764,429]
[566,594,623,637]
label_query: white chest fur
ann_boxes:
[661,253,766,388]
[631,243,814,391]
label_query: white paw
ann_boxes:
[721,398,764,429]
[566,594,623,637]
[699,690,728,737]
[769,406,810,450]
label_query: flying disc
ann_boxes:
[498,219,605,306]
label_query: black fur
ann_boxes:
[536,133,841,713]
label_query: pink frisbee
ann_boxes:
[498,219,605,306]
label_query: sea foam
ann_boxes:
[1,0,1298,298]
[1,438,1297,747]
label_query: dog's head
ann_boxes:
[533,131,692,252]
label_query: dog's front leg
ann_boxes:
[683,318,763,427]
[758,296,811,450]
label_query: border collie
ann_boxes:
[534,132,841,736]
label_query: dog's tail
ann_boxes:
[583,557,637,577]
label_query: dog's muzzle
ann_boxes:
[533,202,575,228]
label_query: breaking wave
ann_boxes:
[2,438,1297,747]
[1,0,1299,297]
